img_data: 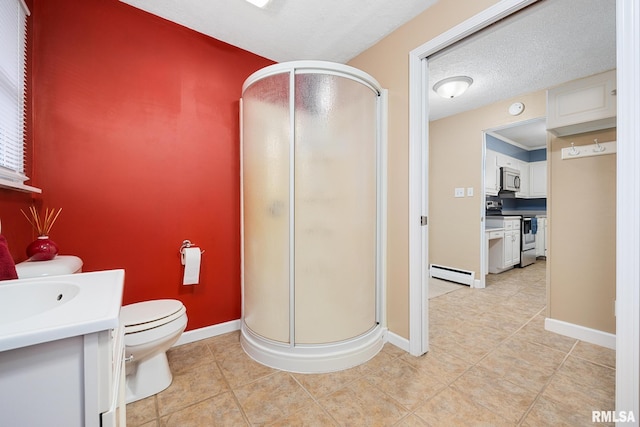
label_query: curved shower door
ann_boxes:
[241,61,384,372]
[293,72,377,344]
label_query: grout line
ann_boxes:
[516,340,579,426]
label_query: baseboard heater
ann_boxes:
[429,264,475,286]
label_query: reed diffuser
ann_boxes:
[21,206,63,261]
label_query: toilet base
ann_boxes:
[125,351,173,403]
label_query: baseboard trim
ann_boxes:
[545,317,616,350]
[386,330,410,353]
[175,319,241,346]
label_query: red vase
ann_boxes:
[26,236,59,261]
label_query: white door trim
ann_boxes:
[615,0,640,416]
[408,0,536,356]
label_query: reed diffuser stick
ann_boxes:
[21,207,63,236]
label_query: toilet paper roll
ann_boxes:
[181,247,201,285]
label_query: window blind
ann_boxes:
[0,0,29,185]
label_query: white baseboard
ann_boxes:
[174,319,241,347]
[385,330,410,353]
[545,317,616,350]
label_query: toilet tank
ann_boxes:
[15,255,83,278]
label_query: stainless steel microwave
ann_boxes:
[500,166,521,192]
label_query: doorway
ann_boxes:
[408,0,639,414]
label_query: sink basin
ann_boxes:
[0,269,124,352]
[0,281,80,324]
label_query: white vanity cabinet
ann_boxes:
[547,69,616,137]
[0,327,126,426]
[487,217,521,273]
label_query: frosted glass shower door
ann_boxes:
[242,73,290,343]
[294,73,378,344]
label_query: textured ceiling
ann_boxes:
[119,0,438,63]
[428,0,616,147]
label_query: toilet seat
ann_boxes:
[121,299,186,334]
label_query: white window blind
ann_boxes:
[0,0,39,192]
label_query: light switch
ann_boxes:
[454,187,465,198]
[467,187,474,197]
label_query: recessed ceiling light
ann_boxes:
[245,0,270,7]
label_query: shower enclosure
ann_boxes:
[240,61,386,373]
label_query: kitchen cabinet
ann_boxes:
[496,152,518,169]
[516,160,530,198]
[529,161,547,197]
[547,69,616,137]
[535,217,548,257]
[485,149,500,195]
[487,217,521,273]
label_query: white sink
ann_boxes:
[0,269,124,352]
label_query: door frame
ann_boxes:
[407,0,537,356]
[408,0,639,415]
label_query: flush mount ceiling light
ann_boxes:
[433,76,473,99]
[245,0,270,7]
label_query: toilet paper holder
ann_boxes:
[179,240,205,255]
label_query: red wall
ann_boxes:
[22,0,274,330]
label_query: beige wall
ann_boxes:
[549,129,617,333]
[429,91,546,273]
[348,0,500,339]
[349,0,617,340]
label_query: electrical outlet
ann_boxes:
[467,187,474,197]
[454,187,465,198]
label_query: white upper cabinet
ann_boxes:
[529,161,547,197]
[516,160,530,198]
[485,149,499,196]
[547,70,616,137]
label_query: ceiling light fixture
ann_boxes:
[433,76,473,99]
[245,0,270,7]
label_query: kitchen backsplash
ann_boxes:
[487,195,547,214]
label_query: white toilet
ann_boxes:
[15,256,188,404]
[120,299,187,403]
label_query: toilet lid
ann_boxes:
[121,299,185,332]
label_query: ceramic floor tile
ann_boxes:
[400,345,471,385]
[266,402,338,426]
[159,392,248,427]
[319,378,409,426]
[513,314,578,352]
[234,371,316,425]
[156,360,230,417]
[217,344,277,388]
[394,414,428,426]
[570,340,616,368]
[166,340,215,375]
[450,366,538,423]
[202,330,243,361]
[363,357,446,410]
[522,396,609,427]
[293,366,364,399]
[413,386,513,426]
[126,395,157,426]
[125,260,616,426]
[477,335,566,392]
[542,356,615,414]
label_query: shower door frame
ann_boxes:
[239,61,388,373]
